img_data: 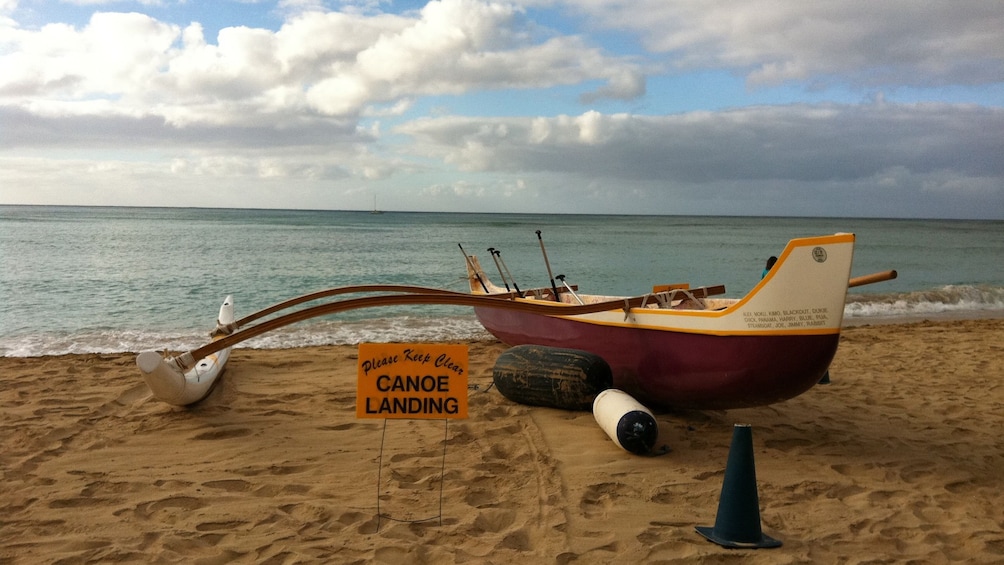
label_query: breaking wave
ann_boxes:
[844,284,1004,319]
[0,315,494,357]
[4,285,1002,357]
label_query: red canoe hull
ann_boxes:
[475,307,837,410]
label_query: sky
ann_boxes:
[1,0,1002,219]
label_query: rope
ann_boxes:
[654,292,670,309]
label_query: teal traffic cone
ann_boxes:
[696,424,782,549]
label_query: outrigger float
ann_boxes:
[137,233,895,409]
[136,296,235,406]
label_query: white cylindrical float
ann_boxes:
[593,389,659,455]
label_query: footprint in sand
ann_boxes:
[153,479,192,489]
[319,422,381,432]
[337,511,369,526]
[472,508,517,534]
[47,496,110,509]
[580,482,633,519]
[131,496,206,520]
[496,528,532,551]
[373,546,412,563]
[464,488,497,509]
[389,449,443,462]
[202,479,252,492]
[830,463,855,476]
[635,532,700,562]
[230,463,311,477]
[944,478,978,494]
[692,469,724,481]
[648,482,695,505]
[190,427,252,441]
[984,538,1004,556]
[899,461,935,483]
[196,520,248,532]
[113,383,153,406]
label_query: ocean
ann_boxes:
[2,205,1002,357]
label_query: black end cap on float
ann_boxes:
[695,424,782,549]
[615,410,659,455]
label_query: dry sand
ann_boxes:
[2,318,1003,564]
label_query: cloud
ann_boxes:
[396,103,1004,184]
[59,0,164,5]
[0,106,363,148]
[1,12,178,99]
[0,0,644,129]
[304,0,644,114]
[559,0,1004,88]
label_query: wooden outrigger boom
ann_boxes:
[173,289,657,372]
[146,273,897,376]
[849,270,897,288]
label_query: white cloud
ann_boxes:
[59,0,163,5]
[396,103,1004,185]
[0,0,643,129]
[0,13,177,101]
[555,0,1004,88]
[418,177,527,200]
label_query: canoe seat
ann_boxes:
[521,284,578,301]
[648,285,727,310]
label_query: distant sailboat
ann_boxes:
[370,195,383,215]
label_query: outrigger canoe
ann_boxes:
[466,234,858,410]
[137,295,236,406]
[137,233,892,410]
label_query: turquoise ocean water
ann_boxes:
[2,205,1002,357]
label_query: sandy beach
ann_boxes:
[2,318,1003,564]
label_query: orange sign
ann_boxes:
[357,343,469,419]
